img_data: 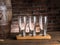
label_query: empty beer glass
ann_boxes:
[39,16,47,36]
[44,16,47,36]
[18,16,26,37]
[29,16,36,36]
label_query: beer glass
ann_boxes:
[39,16,44,36]
[19,16,26,37]
[44,16,47,36]
[29,16,36,36]
[39,16,47,36]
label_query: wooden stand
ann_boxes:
[16,34,51,40]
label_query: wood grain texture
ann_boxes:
[16,34,51,40]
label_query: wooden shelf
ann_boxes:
[16,34,51,40]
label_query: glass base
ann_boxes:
[29,30,36,36]
[39,30,47,36]
[19,30,26,37]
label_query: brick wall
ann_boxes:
[11,0,60,31]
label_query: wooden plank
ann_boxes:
[16,34,51,40]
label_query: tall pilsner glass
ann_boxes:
[19,16,26,37]
[44,16,47,36]
[29,16,36,36]
[39,16,44,35]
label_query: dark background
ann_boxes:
[11,0,60,32]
